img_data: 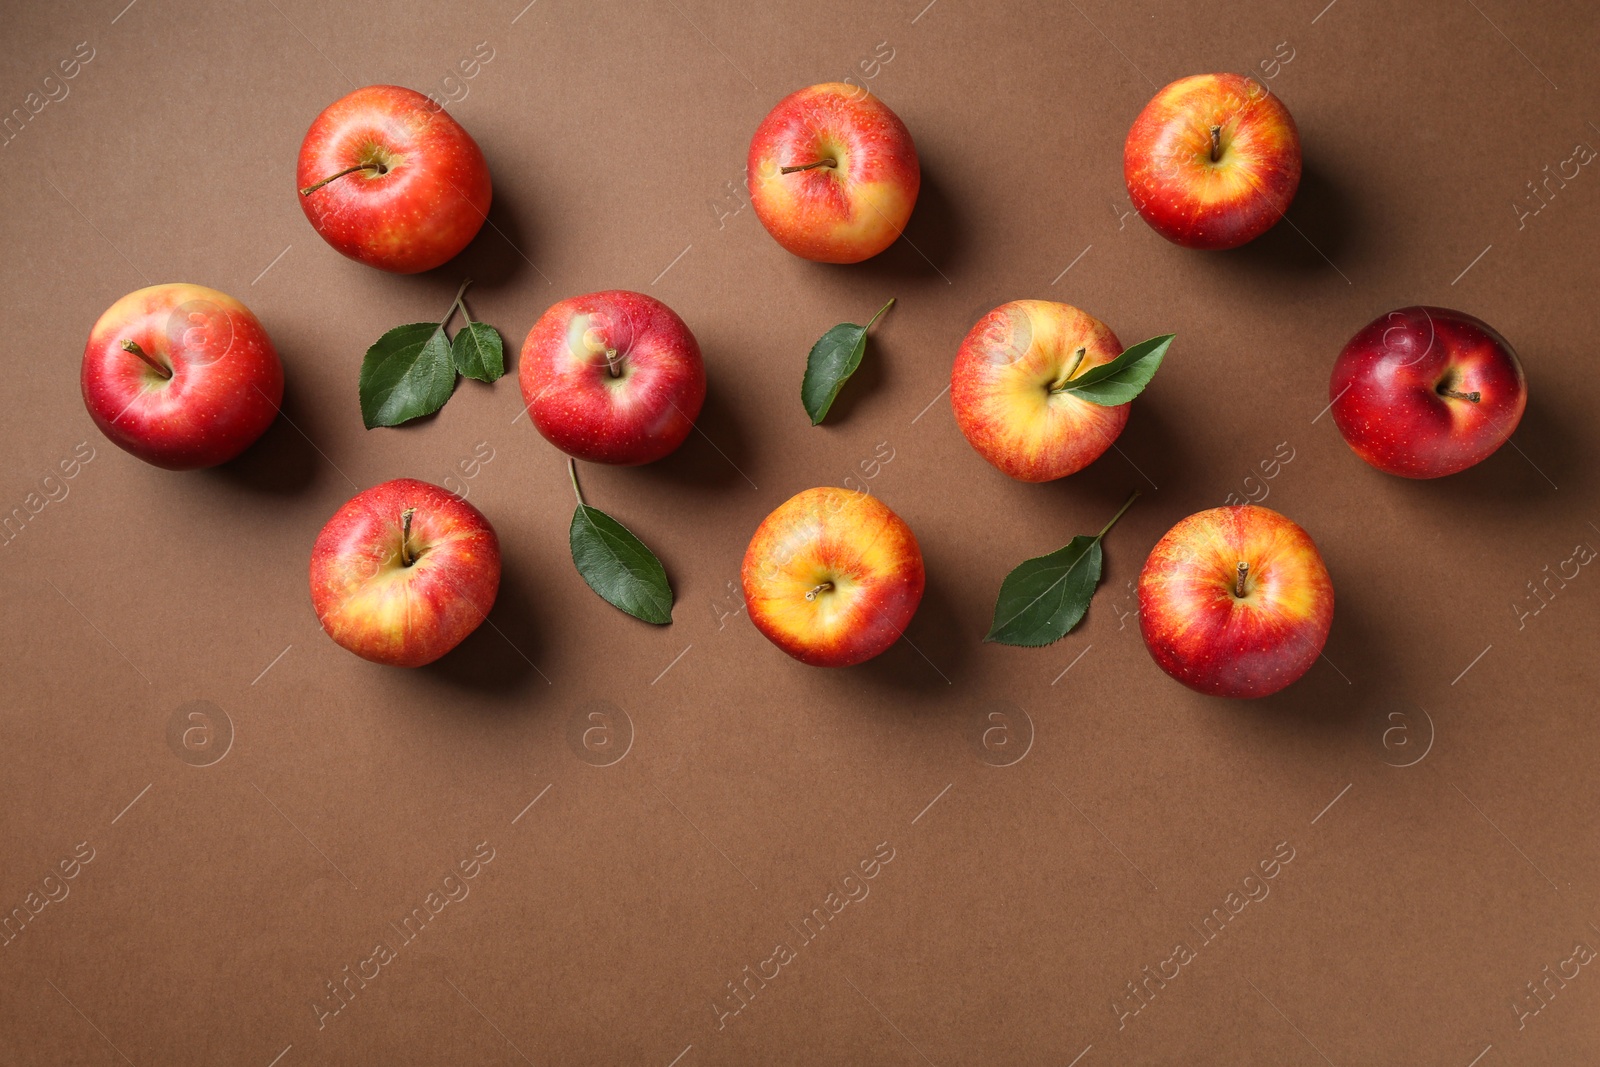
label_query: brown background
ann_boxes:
[2,0,1597,1062]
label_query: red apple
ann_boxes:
[80,283,283,470]
[1138,505,1334,698]
[1330,306,1527,478]
[297,85,491,274]
[747,83,920,263]
[310,478,500,668]
[1124,73,1300,250]
[519,290,706,465]
[951,300,1130,482]
[741,487,924,667]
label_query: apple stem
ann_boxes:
[1094,489,1140,542]
[780,158,837,174]
[120,339,172,379]
[298,161,387,196]
[400,507,417,567]
[804,581,833,601]
[1209,125,1222,163]
[1235,561,1248,598]
[567,457,585,507]
[1440,387,1482,403]
[604,348,622,378]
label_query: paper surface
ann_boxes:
[2,0,1597,1062]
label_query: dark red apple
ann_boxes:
[1330,306,1527,478]
[81,283,283,470]
[297,85,491,274]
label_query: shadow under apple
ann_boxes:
[634,376,759,494]
[1213,157,1357,284]
[420,557,549,698]
[440,169,544,299]
[818,553,973,702]
[207,373,322,496]
[830,165,965,288]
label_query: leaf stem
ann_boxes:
[781,158,837,174]
[299,161,386,196]
[120,339,172,379]
[567,457,585,507]
[863,298,895,332]
[1093,490,1140,542]
[440,279,473,331]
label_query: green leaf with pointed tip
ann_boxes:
[985,535,1103,646]
[452,321,504,382]
[359,322,457,428]
[1054,333,1175,407]
[570,504,673,624]
[802,298,894,424]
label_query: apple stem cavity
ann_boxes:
[1209,125,1222,163]
[1048,348,1089,394]
[120,339,172,380]
[400,507,418,567]
[1235,561,1249,598]
[804,581,833,601]
[780,158,837,174]
[298,161,388,196]
[1439,387,1482,403]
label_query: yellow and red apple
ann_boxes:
[81,283,283,470]
[1124,73,1301,250]
[1138,505,1333,698]
[1330,306,1527,478]
[741,487,924,667]
[297,85,492,273]
[310,478,501,668]
[747,83,920,263]
[951,300,1129,482]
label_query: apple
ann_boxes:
[1138,505,1334,698]
[741,487,925,667]
[951,300,1130,482]
[310,478,500,668]
[519,290,706,465]
[747,83,920,263]
[297,85,491,274]
[80,283,283,470]
[1124,73,1300,250]
[1330,306,1527,478]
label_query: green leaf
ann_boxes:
[802,298,894,425]
[985,536,1104,646]
[452,321,504,382]
[570,504,673,624]
[359,322,457,428]
[1053,333,1175,407]
[984,491,1139,648]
